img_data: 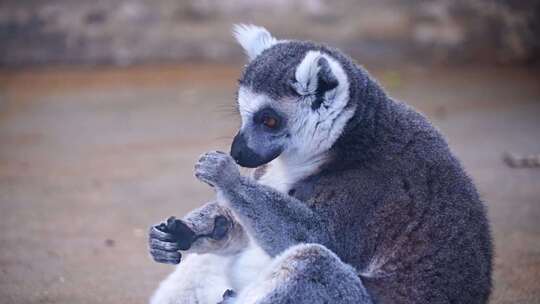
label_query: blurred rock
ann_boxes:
[0,0,538,67]
[411,0,540,64]
[104,239,115,247]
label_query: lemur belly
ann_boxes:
[227,242,272,291]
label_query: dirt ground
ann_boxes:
[0,64,539,304]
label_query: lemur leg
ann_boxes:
[149,201,249,264]
[150,254,232,304]
[233,244,373,304]
[149,202,249,304]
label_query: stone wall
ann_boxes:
[0,0,538,67]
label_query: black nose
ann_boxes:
[230,132,246,163]
[230,132,266,168]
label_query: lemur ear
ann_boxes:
[292,51,339,110]
[233,24,277,61]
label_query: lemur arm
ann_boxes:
[195,151,333,257]
[222,177,332,256]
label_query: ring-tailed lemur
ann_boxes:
[149,24,492,304]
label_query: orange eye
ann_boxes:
[263,116,278,128]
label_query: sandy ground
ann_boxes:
[0,64,539,304]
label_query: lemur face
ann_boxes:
[230,25,354,168]
[231,87,289,168]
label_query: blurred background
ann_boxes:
[0,0,539,303]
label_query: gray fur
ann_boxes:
[195,151,333,256]
[199,40,492,302]
[234,244,372,304]
[151,29,492,304]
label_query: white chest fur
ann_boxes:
[257,155,327,193]
[257,158,292,193]
[227,241,272,291]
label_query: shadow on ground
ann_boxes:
[0,64,539,303]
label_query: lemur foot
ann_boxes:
[218,289,237,304]
[149,215,231,264]
[149,217,195,264]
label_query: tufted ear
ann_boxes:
[233,24,277,61]
[292,51,339,110]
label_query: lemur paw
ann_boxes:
[195,151,241,189]
[218,289,237,304]
[149,214,233,264]
[148,217,195,264]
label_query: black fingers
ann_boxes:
[149,248,181,264]
[223,289,236,298]
[150,224,176,242]
[217,289,237,304]
[149,238,180,251]
[166,217,196,250]
[149,214,229,266]
[149,220,186,265]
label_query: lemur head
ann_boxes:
[230,24,356,168]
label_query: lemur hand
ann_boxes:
[149,217,195,264]
[195,151,241,190]
[149,213,232,264]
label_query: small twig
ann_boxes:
[503,153,540,168]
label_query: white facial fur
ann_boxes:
[287,50,353,161]
[237,51,354,192]
[237,87,269,130]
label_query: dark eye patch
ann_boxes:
[253,107,284,131]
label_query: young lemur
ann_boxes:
[149,25,492,304]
